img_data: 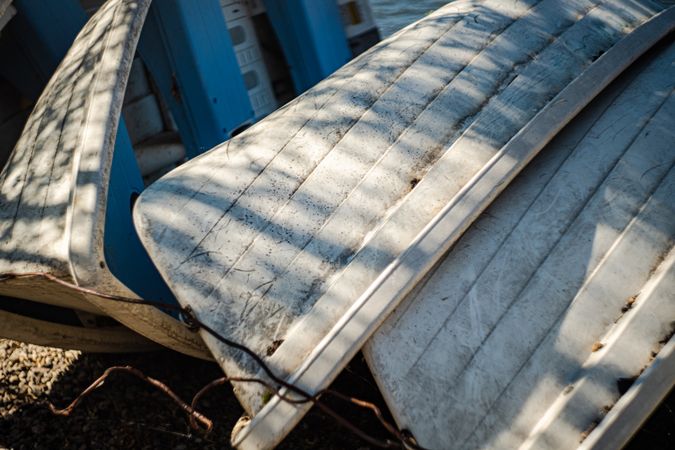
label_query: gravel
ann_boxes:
[0,341,79,418]
[0,339,392,449]
[1,338,672,449]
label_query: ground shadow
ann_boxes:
[0,348,395,449]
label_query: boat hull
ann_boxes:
[134,0,672,447]
[365,27,675,450]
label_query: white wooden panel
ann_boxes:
[365,34,675,450]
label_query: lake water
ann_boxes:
[368,0,454,37]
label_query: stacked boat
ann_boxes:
[1,0,673,448]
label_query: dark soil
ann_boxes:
[0,340,393,449]
[0,339,672,449]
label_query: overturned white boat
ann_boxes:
[0,0,207,356]
[133,0,674,448]
[2,0,155,351]
[366,27,675,449]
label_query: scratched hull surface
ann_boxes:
[365,35,675,450]
[0,0,208,358]
[134,0,669,447]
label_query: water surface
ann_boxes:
[369,0,454,37]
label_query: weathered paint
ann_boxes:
[133,1,670,448]
[0,0,179,322]
[0,0,209,358]
[365,28,675,450]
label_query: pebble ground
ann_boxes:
[0,339,392,449]
[0,339,672,449]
